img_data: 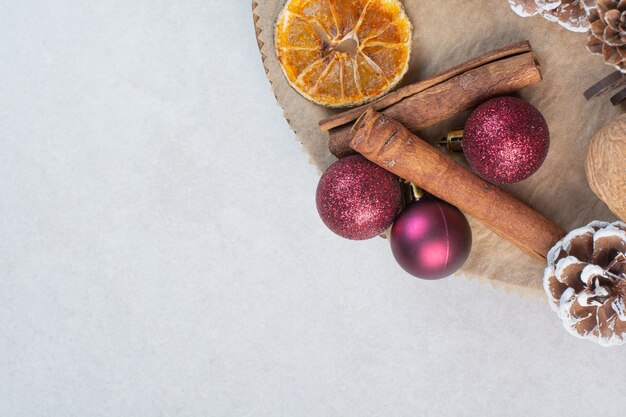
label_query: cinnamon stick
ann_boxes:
[350,110,566,262]
[583,70,625,100]
[328,51,542,158]
[610,87,626,105]
[319,41,533,132]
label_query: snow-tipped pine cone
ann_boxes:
[587,0,626,73]
[508,0,596,32]
[544,221,626,346]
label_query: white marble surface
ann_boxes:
[1,2,625,416]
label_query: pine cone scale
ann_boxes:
[612,254,626,276]
[590,17,605,36]
[587,36,604,53]
[592,229,626,264]
[566,228,595,261]
[603,43,620,64]
[604,9,622,28]
[558,257,588,289]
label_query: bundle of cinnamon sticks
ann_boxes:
[320,41,542,158]
[320,41,567,263]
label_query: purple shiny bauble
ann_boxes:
[316,155,402,240]
[390,199,472,280]
[463,96,549,184]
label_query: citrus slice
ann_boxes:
[275,0,412,107]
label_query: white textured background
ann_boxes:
[1,2,625,416]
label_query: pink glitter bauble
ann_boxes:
[463,96,549,184]
[390,198,472,280]
[316,155,402,240]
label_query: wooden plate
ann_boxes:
[252,0,623,297]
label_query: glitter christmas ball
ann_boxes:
[462,96,549,184]
[316,155,402,240]
[390,198,472,280]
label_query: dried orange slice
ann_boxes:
[274,0,412,107]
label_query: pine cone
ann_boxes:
[509,0,595,31]
[587,0,626,73]
[544,221,626,346]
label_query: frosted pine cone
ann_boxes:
[587,0,626,73]
[509,0,596,32]
[544,221,626,346]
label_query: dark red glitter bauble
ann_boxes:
[462,96,549,184]
[316,155,402,240]
[390,198,472,280]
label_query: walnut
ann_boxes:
[544,221,626,346]
[585,113,626,222]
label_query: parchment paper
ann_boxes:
[253,0,624,297]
